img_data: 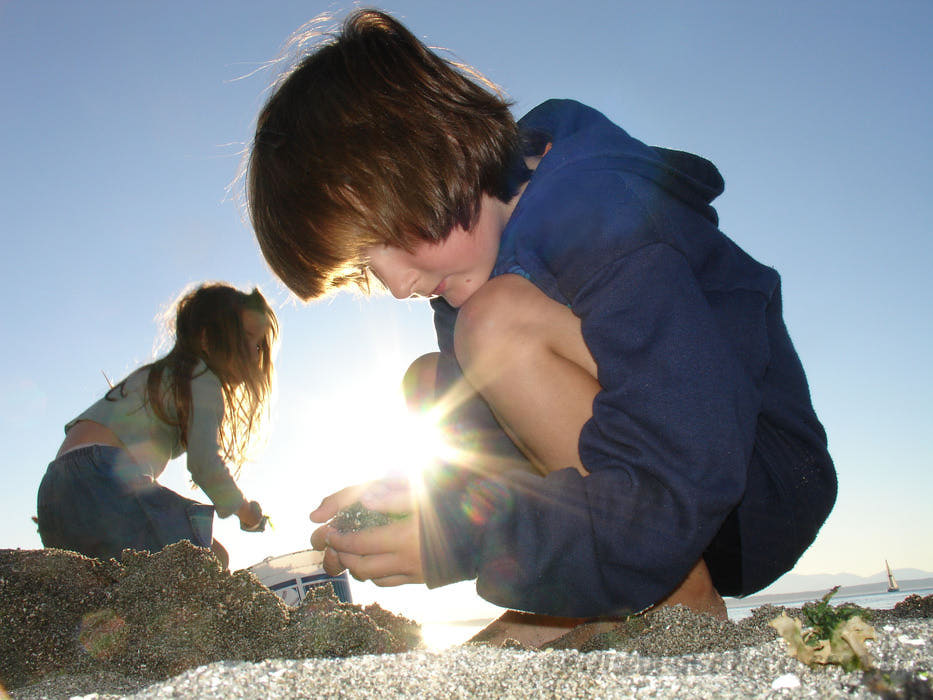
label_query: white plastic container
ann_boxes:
[248,549,352,605]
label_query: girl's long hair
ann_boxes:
[110,283,278,473]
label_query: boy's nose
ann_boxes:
[388,284,408,299]
[386,274,417,299]
[368,257,417,299]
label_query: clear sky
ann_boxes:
[1,1,931,626]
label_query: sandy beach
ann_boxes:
[128,620,933,699]
[3,544,931,699]
[11,617,933,699]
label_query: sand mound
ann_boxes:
[0,542,420,692]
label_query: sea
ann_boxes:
[725,577,933,620]
[421,578,933,649]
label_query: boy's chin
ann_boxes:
[442,293,466,309]
[440,286,475,309]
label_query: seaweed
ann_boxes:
[770,586,876,672]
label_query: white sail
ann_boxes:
[885,559,899,592]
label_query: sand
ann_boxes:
[122,622,933,699]
[2,543,931,699]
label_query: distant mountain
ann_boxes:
[749,568,933,597]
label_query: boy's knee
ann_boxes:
[453,274,549,368]
[402,352,440,412]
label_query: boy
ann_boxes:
[247,9,836,645]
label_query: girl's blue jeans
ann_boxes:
[37,445,214,561]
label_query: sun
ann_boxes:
[373,406,458,480]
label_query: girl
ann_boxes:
[37,283,278,569]
[248,10,836,646]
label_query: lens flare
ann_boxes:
[78,608,127,660]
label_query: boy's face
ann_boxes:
[364,195,506,308]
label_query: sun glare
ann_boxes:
[378,409,457,479]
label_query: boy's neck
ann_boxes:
[502,152,546,225]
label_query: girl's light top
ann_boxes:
[65,361,246,517]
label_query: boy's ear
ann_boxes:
[200,329,210,355]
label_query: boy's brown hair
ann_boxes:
[247,9,524,300]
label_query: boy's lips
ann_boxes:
[431,279,447,296]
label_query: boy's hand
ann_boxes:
[310,478,424,586]
[309,482,373,524]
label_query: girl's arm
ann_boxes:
[186,369,249,518]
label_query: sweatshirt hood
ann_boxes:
[517,99,725,225]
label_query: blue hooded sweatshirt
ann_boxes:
[422,100,835,616]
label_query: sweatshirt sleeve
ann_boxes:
[186,370,247,518]
[422,172,762,616]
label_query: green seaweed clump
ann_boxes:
[800,585,873,632]
[770,586,876,672]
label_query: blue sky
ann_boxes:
[1,1,931,625]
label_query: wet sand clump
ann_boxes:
[330,502,406,532]
[0,542,420,694]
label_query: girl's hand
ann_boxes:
[310,478,423,585]
[238,500,266,531]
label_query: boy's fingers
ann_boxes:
[370,574,416,587]
[322,518,423,585]
[339,551,419,584]
[310,483,369,522]
[324,520,409,556]
[309,524,332,551]
[321,546,346,576]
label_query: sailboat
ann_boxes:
[885,560,900,592]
